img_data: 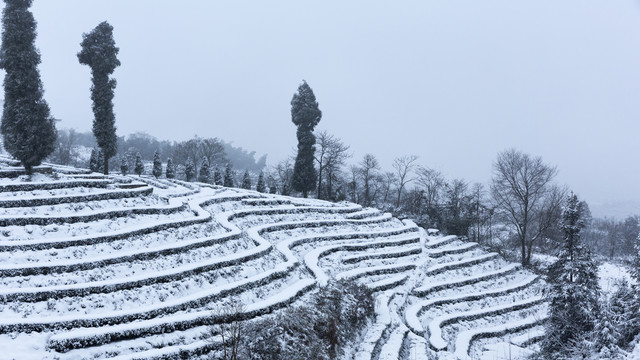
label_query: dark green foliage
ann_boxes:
[89,148,98,172]
[256,171,266,193]
[134,152,144,176]
[184,159,195,182]
[120,157,128,175]
[542,193,601,358]
[291,81,321,198]
[608,280,639,348]
[198,157,211,183]
[165,158,175,179]
[0,0,57,175]
[241,170,251,190]
[78,21,120,175]
[213,167,223,186]
[152,150,162,178]
[239,281,374,360]
[224,163,234,187]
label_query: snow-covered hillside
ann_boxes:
[0,162,546,360]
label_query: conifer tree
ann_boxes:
[0,0,57,175]
[223,163,234,187]
[242,170,252,190]
[213,167,223,186]
[291,81,321,197]
[165,158,175,179]
[78,21,120,175]
[542,193,600,358]
[134,152,144,176]
[152,150,162,178]
[89,148,98,172]
[184,159,195,182]
[198,157,211,183]
[120,157,128,175]
[256,171,266,193]
[96,149,104,173]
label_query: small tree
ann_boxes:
[213,167,223,186]
[256,171,266,193]
[152,150,162,178]
[89,148,99,172]
[184,159,195,182]
[198,157,211,183]
[241,170,251,190]
[120,157,128,175]
[134,152,144,176]
[224,163,234,187]
[78,21,120,175]
[291,80,321,198]
[0,0,57,175]
[165,157,175,179]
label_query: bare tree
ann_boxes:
[359,154,380,207]
[415,166,445,211]
[381,171,396,204]
[315,131,350,200]
[491,149,560,266]
[392,155,418,207]
[207,300,245,360]
[199,138,227,168]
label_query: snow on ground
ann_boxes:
[0,167,547,359]
[599,261,635,294]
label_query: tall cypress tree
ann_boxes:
[152,150,162,178]
[184,159,195,182]
[0,0,57,175]
[165,157,175,179]
[120,156,128,175]
[241,170,252,190]
[291,81,321,198]
[542,193,600,358]
[78,21,120,175]
[256,171,266,193]
[213,167,223,186]
[198,157,211,183]
[134,152,144,176]
[224,163,234,187]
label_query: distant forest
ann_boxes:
[48,129,267,173]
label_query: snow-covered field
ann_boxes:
[0,164,552,359]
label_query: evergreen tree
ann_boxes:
[165,157,175,179]
[184,159,195,182]
[78,21,120,175]
[608,279,639,347]
[89,148,98,172]
[256,171,266,193]
[198,157,211,183]
[290,81,321,198]
[0,0,57,175]
[242,170,252,190]
[120,157,128,175]
[152,150,162,178]
[223,163,234,187]
[542,193,600,358]
[134,152,144,176]
[213,167,223,186]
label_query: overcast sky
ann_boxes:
[2,1,640,211]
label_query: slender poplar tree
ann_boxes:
[0,0,57,175]
[291,80,321,198]
[78,21,120,175]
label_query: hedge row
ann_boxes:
[0,262,298,333]
[424,253,500,277]
[342,246,422,264]
[0,200,185,227]
[0,179,110,193]
[0,166,53,178]
[0,186,153,209]
[426,242,479,258]
[47,280,316,352]
[412,264,522,297]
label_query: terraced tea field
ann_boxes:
[0,163,546,360]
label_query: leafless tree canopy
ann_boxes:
[491,148,563,266]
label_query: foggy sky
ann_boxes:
[2,1,640,211]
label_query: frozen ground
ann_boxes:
[0,166,554,360]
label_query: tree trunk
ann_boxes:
[303,190,308,198]
[103,156,109,175]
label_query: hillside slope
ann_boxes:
[0,162,546,360]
